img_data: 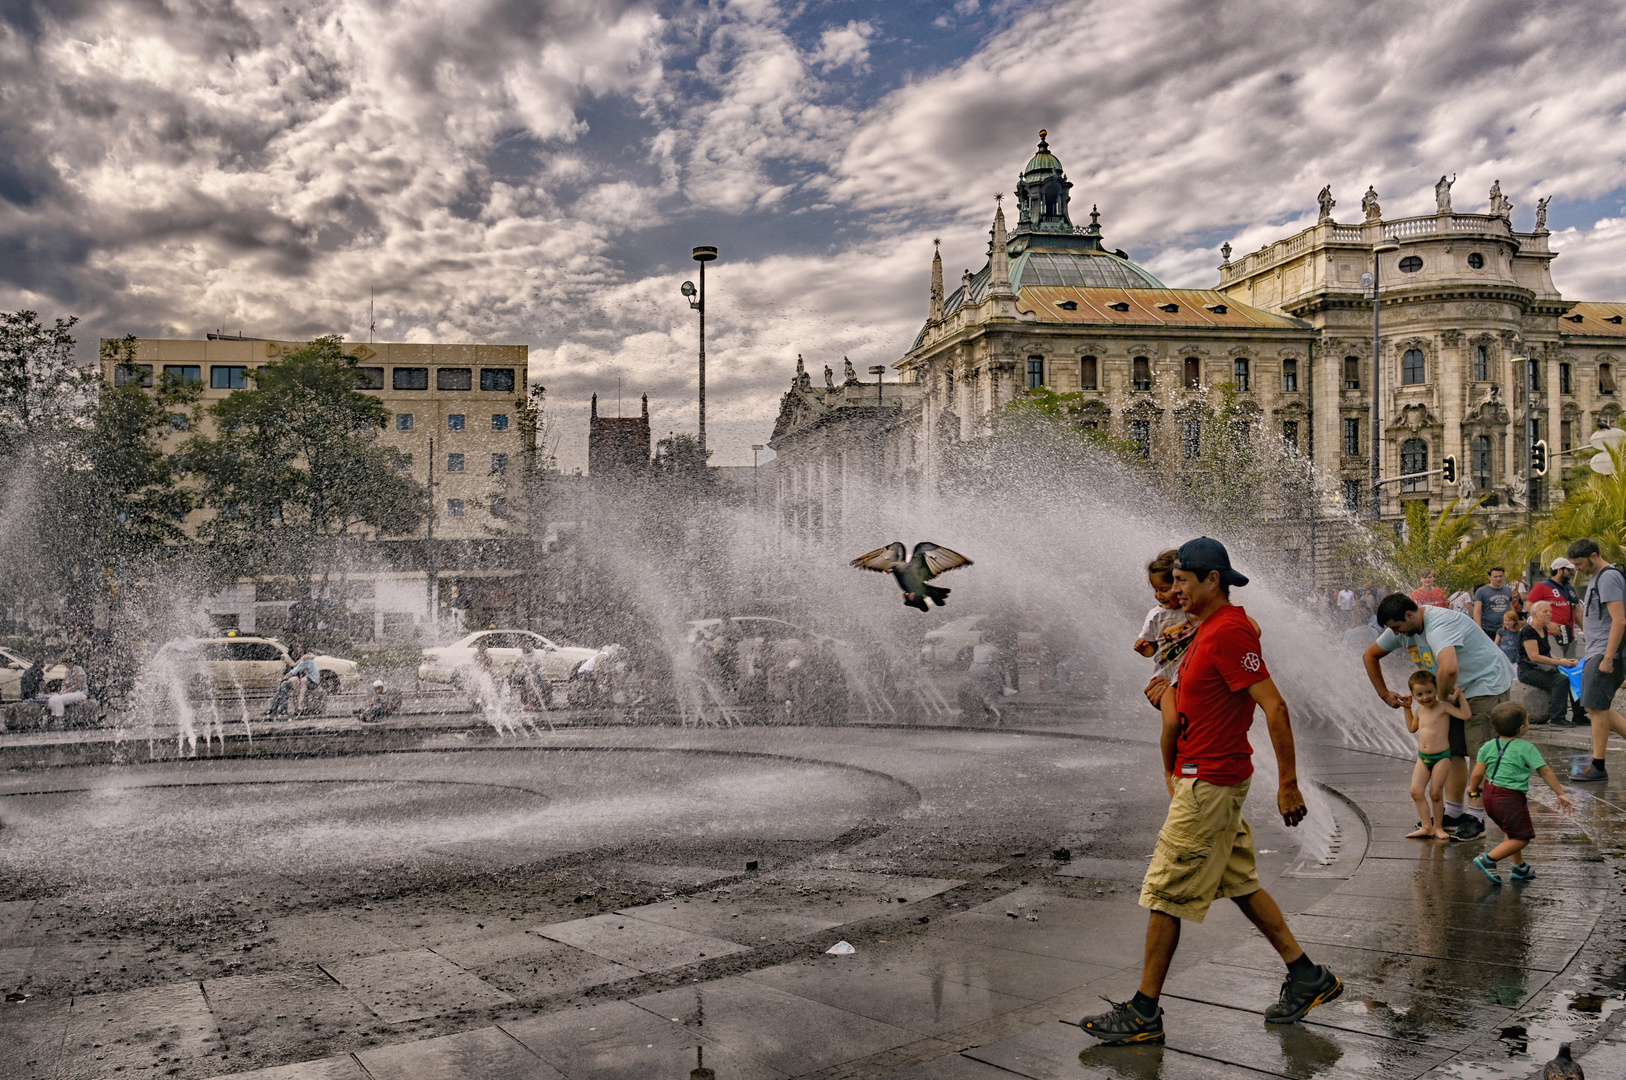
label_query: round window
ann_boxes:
[1398,255,1423,273]
[1467,252,1484,269]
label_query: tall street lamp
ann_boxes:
[751,443,764,500]
[682,245,718,457]
[1368,237,1401,521]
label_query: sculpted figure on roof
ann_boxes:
[1435,174,1454,214]
[1317,185,1335,221]
[1362,186,1382,222]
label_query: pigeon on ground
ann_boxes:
[1544,1043,1583,1080]
[851,542,973,611]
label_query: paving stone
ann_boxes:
[1053,858,1152,882]
[501,999,787,1080]
[1284,912,1582,972]
[743,956,1037,1036]
[531,912,750,972]
[203,967,379,1064]
[208,1055,370,1080]
[631,974,931,1075]
[265,913,405,964]
[877,1053,1026,1079]
[428,931,638,1000]
[355,1025,567,1079]
[965,1020,1279,1080]
[59,980,225,1079]
[321,948,514,1023]
[0,994,74,1080]
[769,869,968,904]
[0,944,33,989]
[612,896,845,945]
[598,860,737,889]
[881,936,1121,1001]
[0,898,37,942]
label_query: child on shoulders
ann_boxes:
[1402,670,1470,840]
[1469,702,1575,884]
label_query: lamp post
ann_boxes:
[751,444,764,500]
[1368,237,1401,521]
[1514,353,1534,532]
[682,245,718,457]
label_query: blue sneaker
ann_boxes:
[1510,863,1537,882]
[1473,853,1502,885]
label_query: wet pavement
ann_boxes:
[0,708,1623,1080]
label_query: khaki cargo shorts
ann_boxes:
[1448,689,1509,761]
[1139,777,1260,922]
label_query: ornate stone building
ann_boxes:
[768,134,1626,576]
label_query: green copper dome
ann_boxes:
[1023,130,1063,177]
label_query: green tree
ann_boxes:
[0,310,92,457]
[1531,440,1626,562]
[184,336,425,584]
[1367,495,1496,593]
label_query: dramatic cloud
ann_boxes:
[5,0,1626,468]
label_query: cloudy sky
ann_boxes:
[5,0,1626,468]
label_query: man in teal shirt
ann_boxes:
[1363,594,1515,842]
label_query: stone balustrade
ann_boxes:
[1219,212,1543,283]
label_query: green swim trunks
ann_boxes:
[1417,749,1450,768]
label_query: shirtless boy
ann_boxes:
[1402,670,1471,839]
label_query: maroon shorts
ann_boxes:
[1483,783,1535,842]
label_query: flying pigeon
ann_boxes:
[1543,1043,1583,1080]
[851,542,973,611]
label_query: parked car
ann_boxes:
[155,636,360,696]
[0,649,68,701]
[417,630,598,685]
[920,614,1043,669]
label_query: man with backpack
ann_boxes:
[1567,538,1626,781]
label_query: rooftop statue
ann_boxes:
[1489,180,1513,220]
[844,357,859,384]
[824,364,835,390]
[1435,174,1455,214]
[1362,186,1382,222]
[1536,195,1552,232]
[1221,241,1233,262]
[1317,185,1335,221]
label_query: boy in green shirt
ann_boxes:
[1469,702,1574,884]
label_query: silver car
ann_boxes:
[155,636,360,697]
[417,630,598,685]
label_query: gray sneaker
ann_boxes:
[1573,765,1609,782]
[1265,966,1343,1024]
[1450,816,1485,842]
[1079,996,1165,1044]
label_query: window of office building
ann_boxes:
[1402,348,1426,385]
[1183,419,1201,459]
[210,365,248,390]
[357,366,384,389]
[1079,356,1097,390]
[115,363,153,388]
[1026,356,1044,390]
[448,414,465,431]
[1343,356,1360,389]
[491,453,508,473]
[1132,357,1152,391]
[1472,345,1489,382]
[1130,419,1151,458]
[396,413,413,431]
[492,413,509,431]
[1233,357,1250,391]
[1184,357,1201,389]
[480,368,516,392]
[393,367,428,390]
[1401,438,1428,492]
[1473,435,1492,489]
[162,364,202,386]
[1343,417,1361,457]
[446,498,464,518]
[446,453,465,472]
[437,367,472,391]
[1282,358,1298,393]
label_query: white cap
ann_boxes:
[1550,557,1576,571]
[373,680,385,688]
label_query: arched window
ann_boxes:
[1184,357,1201,388]
[1183,419,1201,459]
[1079,356,1098,390]
[1026,356,1044,390]
[1133,356,1152,391]
[1472,345,1488,382]
[1472,435,1492,489]
[1282,358,1298,393]
[1343,356,1360,389]
[1130,419,1151,458]
[1401,438,1428,492]
[1402,348,1426,385]
[1601,362,1616,395]
[1233,357,1250,391]
[1282,420,1299,455]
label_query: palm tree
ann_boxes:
[1533,440,1626,562]
[1370,495,1496,593]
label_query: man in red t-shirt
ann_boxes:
[1410,570,1449,609]
[1082,538,1341,1047]
[1526,557,1581,658]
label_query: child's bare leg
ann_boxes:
[1428,759,1451,838]
[1488,836,1528,863]
[1406,761,1436,838]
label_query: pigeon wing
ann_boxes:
[912,542,973,579]
[852,542,908,573]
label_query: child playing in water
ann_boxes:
[1134,549,1196,741]
[1469,701,1575,884]
[1402,669,1471,839]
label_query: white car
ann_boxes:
[417,630,598,685]
[0,649,69,701]
[155,636,360,696]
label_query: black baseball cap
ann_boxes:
[1174,537,1249,587]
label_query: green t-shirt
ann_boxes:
[1476,737,1547,792]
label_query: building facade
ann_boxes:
[768,135,1626,578]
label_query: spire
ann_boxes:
[929,238,944,322]
[590,392,598,420]
[641,393,648,420]
[989,194,1013,296]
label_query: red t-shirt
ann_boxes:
[1410,586,1448,608]
[1174,604,1270,785]
[1526,582,1574,628]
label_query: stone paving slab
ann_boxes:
[878,1054,1022,1079]
[878,935,1122,1001]
[630,974,943,1075]
[742,955,1038,1037]
[612,895,846,945]
[355,1025,568,1079]
[1282,911,1585,972]
[500,1000,789,1080]
[211,1055,370,1080]
[0,994,74,1080]
[0,898,36,941]
[202,968,381,1065]
[321,949,515,1023]
[59,980,225,1079]
[428,931,639,999]
[0,943,34,989]
[964,1020,1280,1080]
[266,913,407,964]
[531,912,752,972]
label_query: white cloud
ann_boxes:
[812,21,876,73]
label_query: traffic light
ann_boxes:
[1442,455,1457,484]
[1532,439,1549,477]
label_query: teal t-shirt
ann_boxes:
[1375,606,1514,699]
[1476,737,1547,792]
